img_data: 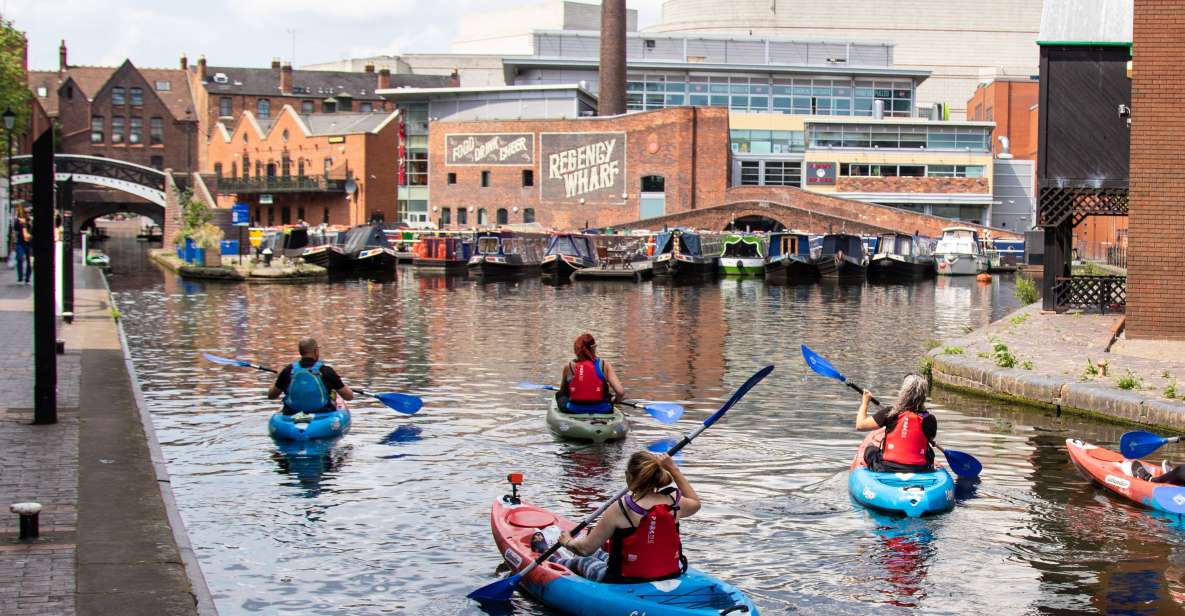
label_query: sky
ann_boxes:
[8,0,663,71]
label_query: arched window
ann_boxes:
[477,208,488,225]
[257,99,270,118]
[523,208,535,223]
[496,208,509,225]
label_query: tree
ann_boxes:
[0,18,31,158]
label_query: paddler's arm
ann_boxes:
[560,506,623,556]
[603,361,625,403]
[267,366,290,400]
[661,454,701,518]
[855,389,879,430]
[322,366,354,401]
[559,363,572,397]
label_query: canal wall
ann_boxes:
[149,249,327,283]
[929,303,1185,430]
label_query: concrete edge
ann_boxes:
[149,250,328,284]
[99,270,221,616]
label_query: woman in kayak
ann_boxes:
[855,374,937,472]
[557,333,626,413]
[533,450,700,582]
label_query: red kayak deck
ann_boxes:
[490,500,576,586]
[1065,438,1170,511]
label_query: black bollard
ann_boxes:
[10,502,42,539]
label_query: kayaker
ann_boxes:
[533,450,700,582]
[556,333,625,413]
[1132,460,1185,484]
[855,374,937,472]
[267,338,354,414]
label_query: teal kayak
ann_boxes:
[849,429,955,517]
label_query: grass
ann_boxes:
[110,307,122,321]
[942,346,964,355]
[1165,382,1178,399]
[978,351,990,359]
[924,339,942,352]
[918,355,934,379]
[1083,358,1099,379]
[1117,371,1142,391]
[991,339,1017,368]
[1014,272,1040,305]
[1010,313,1029,326]
[1021,360,1034,370]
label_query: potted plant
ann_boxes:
[192,223,225,267]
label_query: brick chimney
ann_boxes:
[198,55,207,81]
[280,62,293,94]
[271,57,281,71]
[58,40,67,74]
[598,0,626,116]
[180,53,188,71]
[377,67,391,91]
[364,63,375,73]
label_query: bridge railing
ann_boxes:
[11,154,167,193]
[214,175,347,194]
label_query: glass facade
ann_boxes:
[730,129,805,154]
[398,103,431,225]
[627,74,914,117]
[739,160,802,187]
[808,123,991,151]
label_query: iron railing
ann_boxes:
[214,175,347,194]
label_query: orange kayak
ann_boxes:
[1065,438,1185,516]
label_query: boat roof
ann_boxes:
[941,226,978,233]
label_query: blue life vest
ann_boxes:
[565,359,613,414]
[283,360,331,413]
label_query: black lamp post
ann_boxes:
[3,107,14,217]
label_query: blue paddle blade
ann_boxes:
[516,381,559,391]
[467,572,521,602]
[801,344,846,382]
[942,448,982,479]
[646,438,683,463]
[1121,431,1171,459]
[1152,486,1185,515]
[704,365,774,428]
[370,392,423,415]
[641,402,684,424]
[201,352,252,368]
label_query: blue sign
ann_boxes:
[232,202,250,226]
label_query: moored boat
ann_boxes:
[764,232,817,283]
[268,402,351,442]
[849,430,955,518]
[546,398,628,442]
[489,498,760,616]
[468,231,545,278]
[869,232,936,280]
[934,227,988,276]
[1066,438,1185,518]
[651,229,719,280]
[541,234,597,279]
[718,233,765,276]
[413,235,472,272]
[813,233,868,281]
[342,223,399,273]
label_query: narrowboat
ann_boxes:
[718,233,765,276]
[413,235,472,273]
[764,232,817,283]
[934,227,988,276]
[541,234,597,278]
[651,229,719,280]
[467,231,545,278]
[300,230,349,271]
[384,229,420,263]
[813,233,868,281]
[869,232,936,280]
[342,223,399,272]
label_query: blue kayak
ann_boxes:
[268,405,351,441]
[849,430,955,517]
[491,500,759,616]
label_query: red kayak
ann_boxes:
[1065,438,1185,516]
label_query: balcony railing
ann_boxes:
[215,175,347,194]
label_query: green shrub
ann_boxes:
[1021,360,1034,370]
[1014,273,1040,305]
[924,339,942,351]
[1083,358,1099,380]
[918,355,934,379]
[1117,371,1141,390]
[978,351,991,359]
[1165,382,1178,399]
[991,339,1017,368]
[1010,313,1029,326]
[942,346,964,355]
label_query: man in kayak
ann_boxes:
[556,333,625,413]
[1132,460,1185,484]
[267,338,354,414]
[855,374,937,472]
[532,450,700,582]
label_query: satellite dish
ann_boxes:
[344,179,358,194]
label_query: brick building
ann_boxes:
[1127,0,1184,339]
[28,42,198,172]
[966,78,1040,159]
[207,105,399,227]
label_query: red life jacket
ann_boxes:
[882,410,930,467]
[568,359,608,403]
[605,489,687,583]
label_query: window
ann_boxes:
[129,87,143,106]
[359,102,373,113]
[477,208,487,225]
[523,208,535,224]
[301,100,314,114]
[155,80,171,91]
[281,153,291,178]
[322,99,337,113]
[37,86,48,97]
[242,154,250,178]
[213,163,223,178]
[257,99,270,118]
[255,160,262,178]
[324,157,333,176]
[457,208,468,225]
[323,207,330,224]
[90,116,104,143]
[447,172,457,185]
[809,123,991,152]
[267,207,275,226]
[112,87,125,105]
[129,117,143,144]
[111,116,125,143]
[496,208,509,225]
[149,117,163,145]
[641,175,665,192]
[927,165,986,178]
[338,98,353,112]
[219,97,233,117]
[441,208,451,225]
[730,129,805,154]
[522,170,534,187]
[230,162,237,178]
[150,155,163,170]
[297,207,305,222]
[740,161,761,185]
[281,207,291,225]
[480,170,490,187]
[762,161,801,186]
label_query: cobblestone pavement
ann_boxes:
[0,279,79,616]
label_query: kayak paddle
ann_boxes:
[800,344,982,479]
[471,365,775,603]
[201,352,423,414]
[515,381,684,424]
[1121,431,1180,459]
[1152,486,1185,515]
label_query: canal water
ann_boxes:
[102,236,1185,615]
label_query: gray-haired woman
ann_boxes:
[854,374,937,472]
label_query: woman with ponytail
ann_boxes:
[531,450,702,582]
[855,374,938,472]
[557,333,625,414]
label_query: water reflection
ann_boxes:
[863,511,935,609]
[272,437,351,497]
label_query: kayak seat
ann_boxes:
[508,509,556,529]
[1087,447,1124,463]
